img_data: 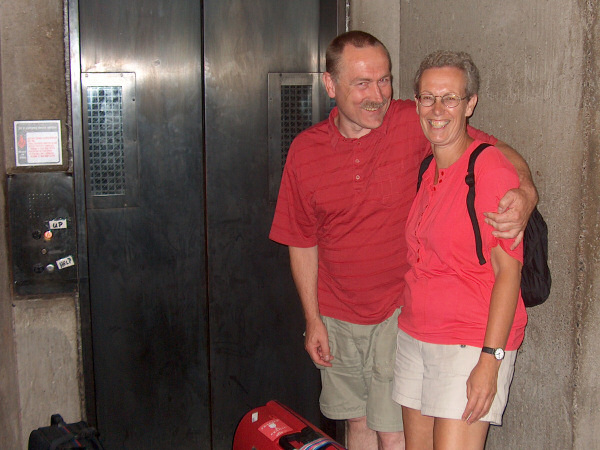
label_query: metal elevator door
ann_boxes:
[74,1,339,448]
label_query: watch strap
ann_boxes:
[481,346,504,360]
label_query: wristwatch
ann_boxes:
[482,346,505,360]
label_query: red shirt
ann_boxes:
[270,100,497,325]
[398,140,527,350]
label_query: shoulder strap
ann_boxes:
[417,154,434,192]
[465,143,492,265]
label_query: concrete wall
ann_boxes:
[0,30,23,450]
[0,1,82,448]
[353,0,599,448]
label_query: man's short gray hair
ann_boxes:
[326,31,391,81]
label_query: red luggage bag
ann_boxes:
[233,400,346,449]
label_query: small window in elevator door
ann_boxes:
[81,72,139,209]
[267,73,335,203]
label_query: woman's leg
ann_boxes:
[402,406,434,450]
[433,417,489,450]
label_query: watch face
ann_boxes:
[494,348,505,360]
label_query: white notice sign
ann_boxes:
[14,120,62,166]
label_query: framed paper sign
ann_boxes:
[14,120,62,167]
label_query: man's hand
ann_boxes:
[484,186,536,250]
[304,317,333,367]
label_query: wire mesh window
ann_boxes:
[280,85,314,168]
[81,72,138,209]
[86,86,126,196]
[268,73,333,202]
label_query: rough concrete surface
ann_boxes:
[0,1,77,448]
[13,297,82,447]
[0,8,22,446]
[352,0,599,448]
[573,1,600,448]
[1,0,68,173]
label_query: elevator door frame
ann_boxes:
[69,0,347,447]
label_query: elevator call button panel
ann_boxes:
[8,172,77,295]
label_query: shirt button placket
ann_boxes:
[354,142,362,184]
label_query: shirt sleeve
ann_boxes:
[269,147,318,248]
[474,147,523,263]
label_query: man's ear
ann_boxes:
[323,72,336,99]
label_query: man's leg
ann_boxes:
[377,430,405,450]
[346,418,405,450]
[318,314,404,449]
[368,309,405,450]
[318,317,376,448]
[347,416,377,450]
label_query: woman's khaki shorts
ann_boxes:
[392,328,517,426]
[319,309,403,432]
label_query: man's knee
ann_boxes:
[377,430,405,450]
[346,417,377,450]
[347,415,368,428]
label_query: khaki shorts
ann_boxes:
[319,309,403,432]
[392,328,517,426]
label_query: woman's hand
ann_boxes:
[462,355,500,424]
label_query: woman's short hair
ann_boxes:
[413,50,480,99]
[326,31,391,80]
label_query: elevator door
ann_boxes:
[76,1,334,448]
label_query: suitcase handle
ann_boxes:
[47,414,104,450]
[279,426,345,450]
[50,414,67,427]
[279,427,321,449]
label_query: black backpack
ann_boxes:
[417,143,551,307]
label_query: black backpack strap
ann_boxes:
[465,143,492,265]
[417,154,434,192]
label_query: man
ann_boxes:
[269,31,536,450]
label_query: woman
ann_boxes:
[392,50,528,449]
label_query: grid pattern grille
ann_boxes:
[86,86,126,196]
[280,85,313,170]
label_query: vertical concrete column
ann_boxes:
[0,26,23,449]
[352,0,598,447]
[0,0,81,448]
[573,1,600,448]
[393,3,581,449]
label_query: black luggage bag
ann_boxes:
[28,414,104,450]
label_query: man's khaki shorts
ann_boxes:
[318,309,403,432]
[392,328,517,426]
